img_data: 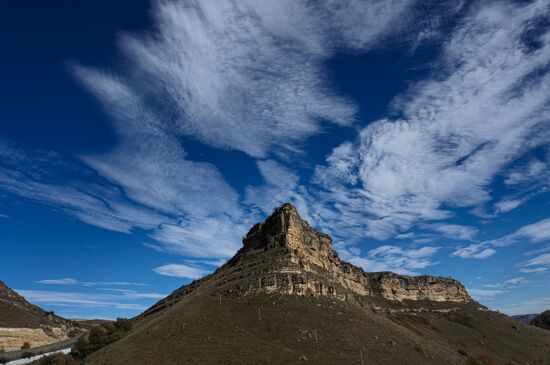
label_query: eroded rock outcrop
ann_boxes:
[222,204,470,302]
[141,204,470,319]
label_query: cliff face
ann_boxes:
[141,204,470,319]
[227,204,470,302]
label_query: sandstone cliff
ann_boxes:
[141,204,470,319]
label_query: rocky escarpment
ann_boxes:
[0,280,79,349]
[141,204,470,320]
[216,203,470,302]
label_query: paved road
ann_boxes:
[1,330,87,362]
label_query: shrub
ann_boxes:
[114,318,132,332]
[457,349,468,356]
[21,341,31,349]
[73,319,133,359]
[0,357,8,364]
[22,351,34,358]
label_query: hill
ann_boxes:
[84,204,550,365]
[0,280,78,349]
[529,310,550,331]
[511,313,538,324]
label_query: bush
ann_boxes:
[114,318,132,332]
[38,352,77,365]
[73,319,133,359]
[457,349,468,356]
[21,341,31,349]
[22,351,34,358]
[0,357,8,364]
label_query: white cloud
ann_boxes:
[75,0,390,159]
[37,278,80,285]
[520,253,550,268]
[341,244,440,275]
[519,267,547,273]
[497,297,550,316]
[153,263,211,279]
[452,217,550,259]
[428,223,478,240]
[150,214,246,259]
[494,199,524,214]
[36,278,147,287]
[504,277,529,286]
[504,159,547,186]
[0,141,170,233]
[467,288,508,298]
[452,246,496,260]
[15,289,165,312]
[313,0,550,242]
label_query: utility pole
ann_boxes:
[360,348,364,365]
[258,307,261,321]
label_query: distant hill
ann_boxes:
[84,204,550,365]
[511,313,538,324]
[0,280,78,349]
[529,310,550,331]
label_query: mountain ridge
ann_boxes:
[139,203,471,321]
[83,204,550,365]
[0,280,78,349]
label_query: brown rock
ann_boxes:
[140,204,471,320]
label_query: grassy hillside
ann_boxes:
[0,280,72,329]
[84,292,550,365]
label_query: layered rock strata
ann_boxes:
[141,204,470,319]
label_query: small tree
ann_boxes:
[114,318,132,332]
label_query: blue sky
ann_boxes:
[1,0,549,319]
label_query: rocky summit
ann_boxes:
[84,204,550,365]
[141,204,470,320]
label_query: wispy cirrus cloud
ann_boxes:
[313,0,550,243]
[452,217,550,260]
[153,263,211,280]
[467,288,508,299]
[76,0,420,159]
[0,140,170,233]
[36,278,147,287]
[16,289,166,312]
[339,244,441,275]
[497,297,550,316]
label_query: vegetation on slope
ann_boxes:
[84,292,550,365]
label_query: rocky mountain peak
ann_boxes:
[140,204,472,320]
[243,203,332,255]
